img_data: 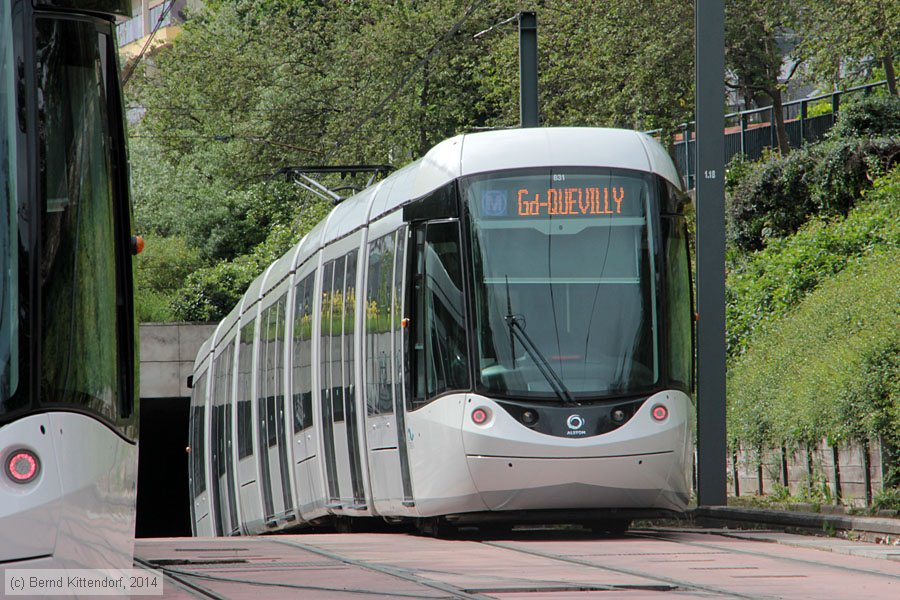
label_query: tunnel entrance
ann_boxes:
[136,397,191,537]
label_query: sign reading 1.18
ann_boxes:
[517,186,626,217]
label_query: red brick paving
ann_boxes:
[134,528,900,599]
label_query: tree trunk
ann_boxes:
[883,56,898,97]
[770,88,791,155]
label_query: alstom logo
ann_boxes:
[566,414,586,435]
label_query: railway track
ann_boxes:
[134,527,900,599]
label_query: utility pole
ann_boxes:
[695,0,728,505]
[518,11,539,128]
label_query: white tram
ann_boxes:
[189,128,695,536]
[0,0,139,568]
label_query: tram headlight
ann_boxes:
[521,409,538,426]
[5,449,40,484]
[471,407,491,426]
[651,404,668,422]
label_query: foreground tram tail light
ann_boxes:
[6,449,40,484]
[471,407,492,426]
[651,404,669,422]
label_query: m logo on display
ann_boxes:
[566,414,586,436]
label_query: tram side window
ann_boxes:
[320,261,334,422]
[292,273,315,432]
[392,228,407,410]
[37,20,124,423]
[330,257,346,423]
[259,297,286,450]
[237,321,255,459]
[413,222,469,406]
[344,252,358,415]
[189,374,207,499]
[663,216,693,391]
[212,342,235,477]
[273,295,287,443]
[365,233,396,415]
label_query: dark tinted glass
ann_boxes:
[414,221,468,405]
[189,373,207,498]
[237,321,254,458]
[463,169,659,400]
[365,233,394,415]
[291,273,314,432]
[0,3,19,416]
[37,19,122,419]
[663,217,692,390]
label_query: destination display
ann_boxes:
[475,175,645,219]
[514,186,625,217]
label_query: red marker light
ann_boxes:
[6,449,39,483]
[651,405,668,421]
[471,407,490,425]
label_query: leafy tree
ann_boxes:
[725,0,802,155]
[799,0,899,96]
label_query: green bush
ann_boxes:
[726,148,816,251]
[171,254,264,322]
[726,138,900,251]
[727,249,900,453]
[726,167,900,357]
[134,235,206,322]
[832,94,900,138]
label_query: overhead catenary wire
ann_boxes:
[325,0,488,160]
[121,0,176,86]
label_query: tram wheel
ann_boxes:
[588,519,631,537]
[478,523,514,539]
[334,516,355,533]
[415,518,458,539]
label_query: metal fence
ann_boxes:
[656,80,890,189]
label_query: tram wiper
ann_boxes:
[504,276,576,406]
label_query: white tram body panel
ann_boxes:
[190,128,695,535]
[0,414,138,567]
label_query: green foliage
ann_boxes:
[726,138,900,251]
[127,0,700,320]
[807,100,833,117]
[134,235,205,322]
[172,253,263,322]
[727,249,900,451]
[798,0,899,94]
[726,147,816,250]
[171,200,332,322]
[726,166,900,357]
[872,487,900,511]
[832,95,900,138]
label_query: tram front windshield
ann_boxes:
[463,169,658,401]
[0,2,17,414]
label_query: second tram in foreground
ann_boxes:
[189,127,695,536]
[1,0,139,568]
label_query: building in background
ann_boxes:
[117,0,202,59]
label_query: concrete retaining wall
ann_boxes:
[727,439,885,507]
[139,323,216,398]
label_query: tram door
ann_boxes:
[257,296,292,523]
[235,319,262,531]
[189,371,212,535]
[290,270,322,514]
[211,342,239,535]
[320,253,366,507]
[364,227,414,508]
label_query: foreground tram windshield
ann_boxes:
[463,169,663,401]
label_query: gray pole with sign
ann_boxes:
[695,0,727,505]
[519,11,539,128]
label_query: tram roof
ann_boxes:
[319,127,680,252]
[203,127,682,355]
